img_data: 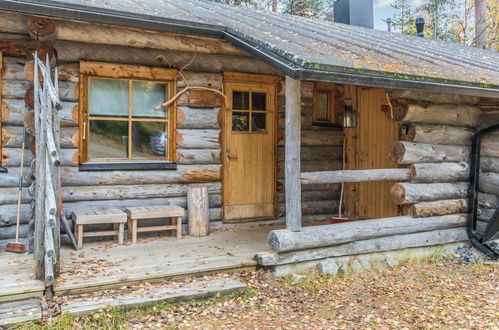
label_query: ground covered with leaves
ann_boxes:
[22,258,498,329]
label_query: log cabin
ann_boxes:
[0,0,498,299]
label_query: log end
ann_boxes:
[390,141,406,164]
[390,183,405,205]
[267,230,281,252]
[182,169,220,182]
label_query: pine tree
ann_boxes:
[391,0,416,34]
[416,0,457,41]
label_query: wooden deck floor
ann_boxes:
[0,246,45,302]
[54,226,271,295]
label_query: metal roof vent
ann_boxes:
[333,0,374,29]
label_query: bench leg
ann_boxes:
[176,216,182,239]
[132,219,137,244]
[77,225,83,250]
[118,223,124,245]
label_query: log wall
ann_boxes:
[388,90,499,235]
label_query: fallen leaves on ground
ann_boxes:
[26,258,499,329]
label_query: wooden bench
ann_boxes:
[124,206,185,243]
[72,209,127,249]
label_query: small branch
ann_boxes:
[156,86,228,110]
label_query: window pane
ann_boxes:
[89,120,128,159]
[232,112,249,131]
[89,78,128,117]
[252,113,266,132]
[131,122,168,159]
[233,91,249,110]
[316,92,330,121]
[252,92,266,110]
[132,81,167,118]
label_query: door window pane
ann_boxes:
[252,92,267,110]
[131,122,167,158]
[132,81,167,118]
[89,78,128,117]
[316,92,330,121]
[233,91,249,110]
[89,120,128,159]
[232,112,249,131]
[252,113,266,132]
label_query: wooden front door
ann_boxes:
[357,88,401,219]
[223,80,276,221]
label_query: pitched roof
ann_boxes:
[4,0,499,97]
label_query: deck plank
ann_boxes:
[0,298,41,327]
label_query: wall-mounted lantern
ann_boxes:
[343,105,357,128]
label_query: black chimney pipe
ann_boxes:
[415,16,425,37]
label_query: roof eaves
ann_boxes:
[0,0,225,38]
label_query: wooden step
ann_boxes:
[61,277,246,317]
[0,298,42,327]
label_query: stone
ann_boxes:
[317,259,339,275]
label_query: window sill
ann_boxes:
[78,162,177,171]
[0,167,7,173]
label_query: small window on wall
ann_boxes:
[312,82,338,126]
[79,62,177,167]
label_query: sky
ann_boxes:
[373,0,422,30]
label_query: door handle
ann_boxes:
[225,148,237,160]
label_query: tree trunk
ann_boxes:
[400,124,473,145]
[391,182,469,205]
[409,162,469,182]
[187,185,210,237]
[404,199,468,218]
[392,103,480,127]
[391,141,470,164]
[267,214,466,252]
[301,169,409,184]
[474,0,487,49]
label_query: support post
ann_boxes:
[285,76,301,232]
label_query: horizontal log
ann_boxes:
[54,19,246,56]
[0,224,28,240]
[57,63,79,82]
[56,40,277,75]
[1,99,28,126]
[177,107,220,129]
[277,146,343,161]
[409,162,469,183]
[388,89,480,105]
[479,172,499,195]
[478,193,498,209]
[1,147,33,167]
[177,129,220,149]
[301,169,409,184]
[268,214,467,252]
[391,182,468,205]
[277,190,340,203]
[176,148,221,165]
[257,227,468,266]
[0,187,32,205]
[60,164,221,185]
[477,207,495,222]
[405,199,469,218]
[277,200,339,217]
[481,134,499,157]
[301,160,343,173]
[0,167,33,187]
[1,125,77,148]
[2,56,28,80]
[0,203,32,227]
[391,103,480,127]
[277,129,345,146]
[177,72,222,89]
[62,182,221,202]
[480,157,499,172]
[2,79,32,99]
[0,39,55,61]
[0,12,29,34]
[400,124,474,145]
[391,141,469,164]
[477,113,499,130]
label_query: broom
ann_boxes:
[5,128,27,253]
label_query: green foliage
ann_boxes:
[281,0,333,20]
[391,0,416,35]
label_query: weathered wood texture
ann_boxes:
[400,124,474,145]
[409,162,470,183]
[391,182,468,205]
[257,227,467,266]
[479,172,499,195]
[268,214,466,252]
[388,90,480,105]
[301,169,409,184]
[391,103,480,127]
[187,186,210,237]
[404,199,469,218]
[391,141,469,164]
